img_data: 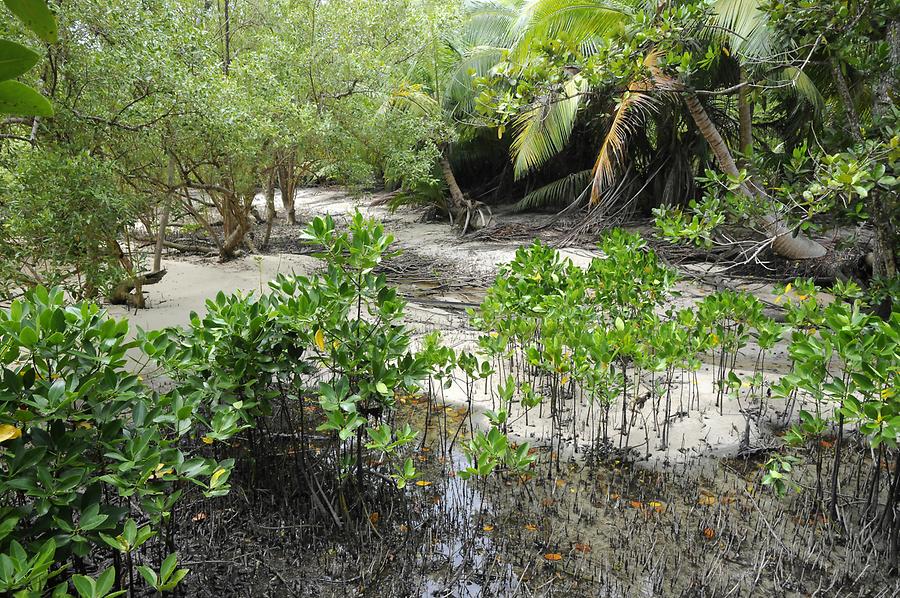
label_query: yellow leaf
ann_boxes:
[524,523,538,532]
[482,524,494,532]
[415,480,432,487]
[314,329,325,351]
[201,436,214,445]
[0,424,22,443]
[210,468,227,486]
[497,125,505,139]
[722,47,730,56]
[76,421,93,430]
[698,494,716,506]
[784,283,792,294]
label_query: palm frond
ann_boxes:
[590,84,657,203]
[709,0,772,60]
[513,0,634,58]
[767,66,825,114]
[513,169,591,211]
[381,83,441,117]
[510,77,587,178]
[461,0,523,48]
[445,46,506,117]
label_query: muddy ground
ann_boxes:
[109,188,899,597]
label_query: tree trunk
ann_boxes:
[870,19,898,309]
[439,149,467,215]
[153,155,174,272]
[683,92,827,260]
[262,168,276,249]
[277,156,297,225]
[830,57,864,144]
[738,71,753,156]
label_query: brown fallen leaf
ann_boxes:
[544,553,562,561]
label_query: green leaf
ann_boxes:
[3,0,58,43]
[72,574,95,598]
[137,565,158,588]
[0,80,53,116]
[95,567,116,597]
[0,40,40,81]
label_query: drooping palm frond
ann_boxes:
[513,169,591,211]
[460,0,524,49]
[589,83,658,203]
[445,46,507,118]
[380,83,441,117]
[709,0,773,60]
[766,66,825,114]
[510,77,587,178]
[513,0,634,58]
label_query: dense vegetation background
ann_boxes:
[0,0,897,303]
[0,1,898,596]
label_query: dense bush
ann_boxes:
[0,150,144,300]
[0,287,229,596]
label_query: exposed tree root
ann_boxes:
[108,269,167,308]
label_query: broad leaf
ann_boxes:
[0,80,53,116]
[3,0,58,43]
[0,40,40,81]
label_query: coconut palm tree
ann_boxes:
[465,0,828,258]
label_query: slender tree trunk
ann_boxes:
[738,70,753,156]
[869,19,899,313]
[439,148,467,216]
[831,57,863,143]
[262,168,276,249]
[277,156,297,225]
[223,0,231,77]
[683,92,827,259]
[153,155,174,272]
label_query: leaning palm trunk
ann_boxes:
[683,92,826,260]
[439,148,492,234]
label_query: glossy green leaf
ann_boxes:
[0,40,40,81]
[0,80,53,116]
[3,0,58,43]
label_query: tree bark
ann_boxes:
[277,154,297,225]
[439,148,467,215]
[262,167,276,248]
[153,155,174,272]
[870,18,899,303]
[683,92,827,260]
[830,57,864,144]
[738,70,753,156]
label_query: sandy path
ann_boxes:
[109,187,805,467]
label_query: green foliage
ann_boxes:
[0,149,143,299]
[0,0,54,117]
[0,286,229,595]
